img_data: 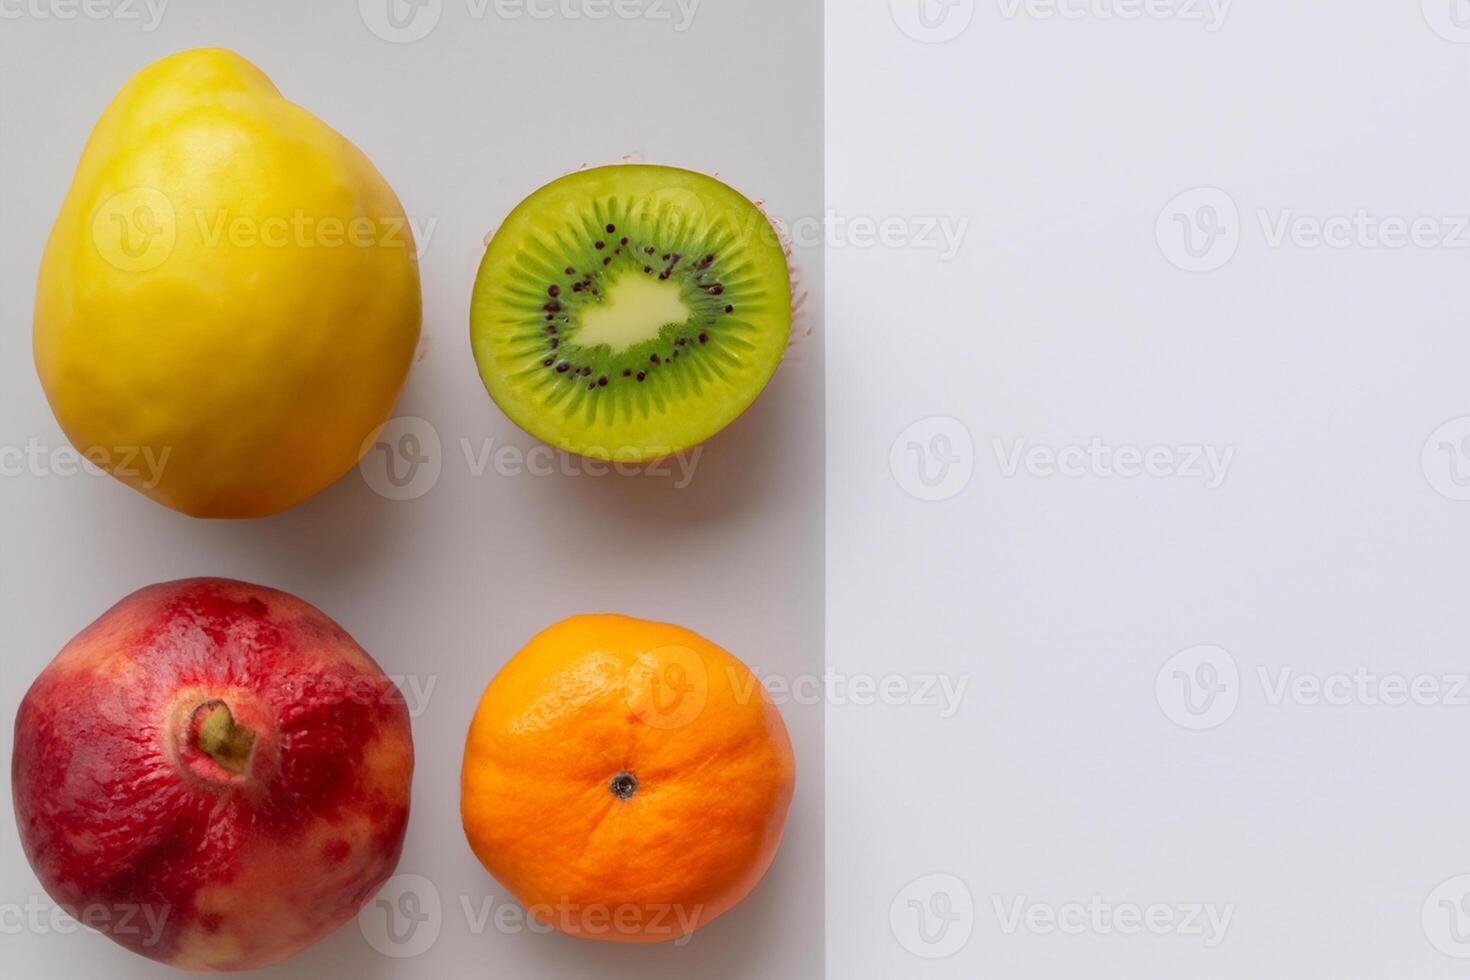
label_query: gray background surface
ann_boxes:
[832,1,1470,977]
[0,2,823,978]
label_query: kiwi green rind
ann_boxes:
[470,164,792,462]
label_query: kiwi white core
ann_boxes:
[575,276,691,352]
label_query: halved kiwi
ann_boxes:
[470,165,792,461]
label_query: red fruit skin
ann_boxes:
[11,579,414,972]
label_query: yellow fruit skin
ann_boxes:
[33,49,421,518]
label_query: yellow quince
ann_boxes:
[33,48,421,518]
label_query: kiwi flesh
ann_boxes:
[470,165,792,461]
